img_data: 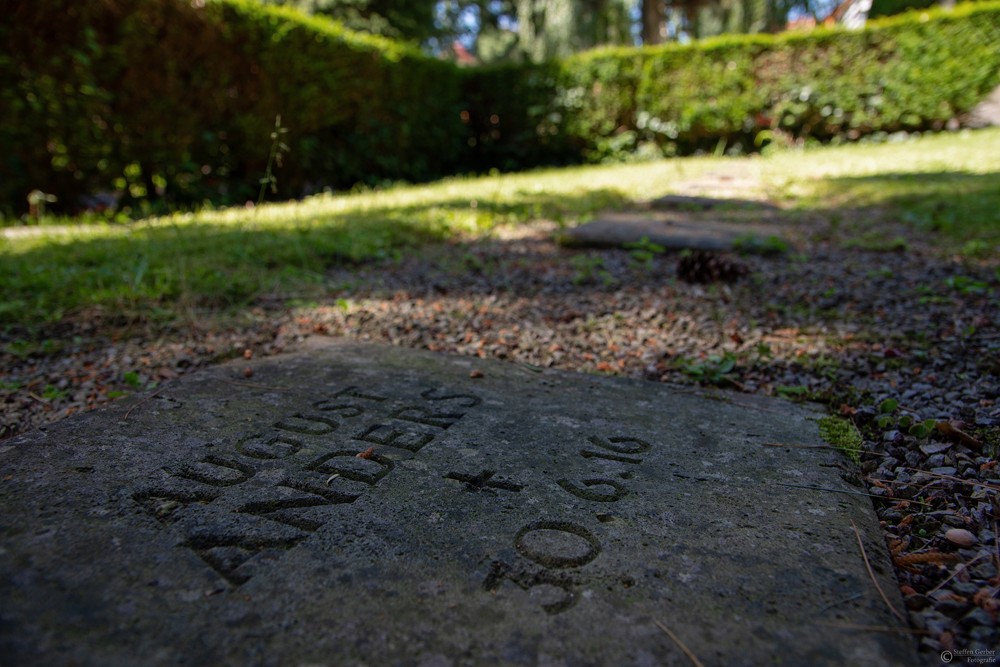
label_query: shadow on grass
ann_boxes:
[0,188,629,329]
[5,168,998,337]
[801,170,1000,242]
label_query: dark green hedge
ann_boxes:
[0,0,465,214]
[472,1,1000,165]
[869,0,939,19]
[2,0,999,216]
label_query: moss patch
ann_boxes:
[817,416,862,464]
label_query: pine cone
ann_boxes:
[677,251,749,284]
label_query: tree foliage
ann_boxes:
[258,0,440,42]
[256,0,896,60]
[259,0,634,61]
[868,0,939,17]
[514,0,633,60]
[642,0,813,42]
[431,0,634,62]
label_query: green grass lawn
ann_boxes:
[2,128,999,331]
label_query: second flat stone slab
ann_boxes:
[563,211,787,252]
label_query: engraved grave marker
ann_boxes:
[0,340,915,666]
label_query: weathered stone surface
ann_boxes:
[649,194,779,211]
[0,339,914,666]
[563,211,785,252]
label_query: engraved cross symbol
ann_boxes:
[445,469,524,492]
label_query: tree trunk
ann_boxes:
[641,0,666,44]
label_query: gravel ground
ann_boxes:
[2,193,998,661]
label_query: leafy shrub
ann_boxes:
[479,2,1000,164]
[620,3,999,156]
[0,0,466,215]
[459,61,578,174]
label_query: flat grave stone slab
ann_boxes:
[648,195,780,212]
[562,211,786,252]
[0,339,915,666]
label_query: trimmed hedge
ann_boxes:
[0,0,465,214]
[476,2,1000,164]
[2,0,999,215]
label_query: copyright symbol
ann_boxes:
[941,651,953,663]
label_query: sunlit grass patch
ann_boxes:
[3,128,999,332]
[0,160,724,327]
[765,129,1000,243]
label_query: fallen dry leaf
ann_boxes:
[935,421,983,450]
[356,447,376,459]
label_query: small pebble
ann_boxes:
[968,626,997,642]
[904,593,933,611]
[960,608,994,628]
[952,582,979,596]
[945,528,977,547]
[920,442,951,456]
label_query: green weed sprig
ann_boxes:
[258,115,290,206]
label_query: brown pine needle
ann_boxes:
[655,620,705,667]
[122,387,165,423]
[814,621,926,635]
[221,379,296,393]
[907,468,1000,493]
[763,442,888,457]
[775,482,931,505]
[851,520,905,623]
[926,554,985,596]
